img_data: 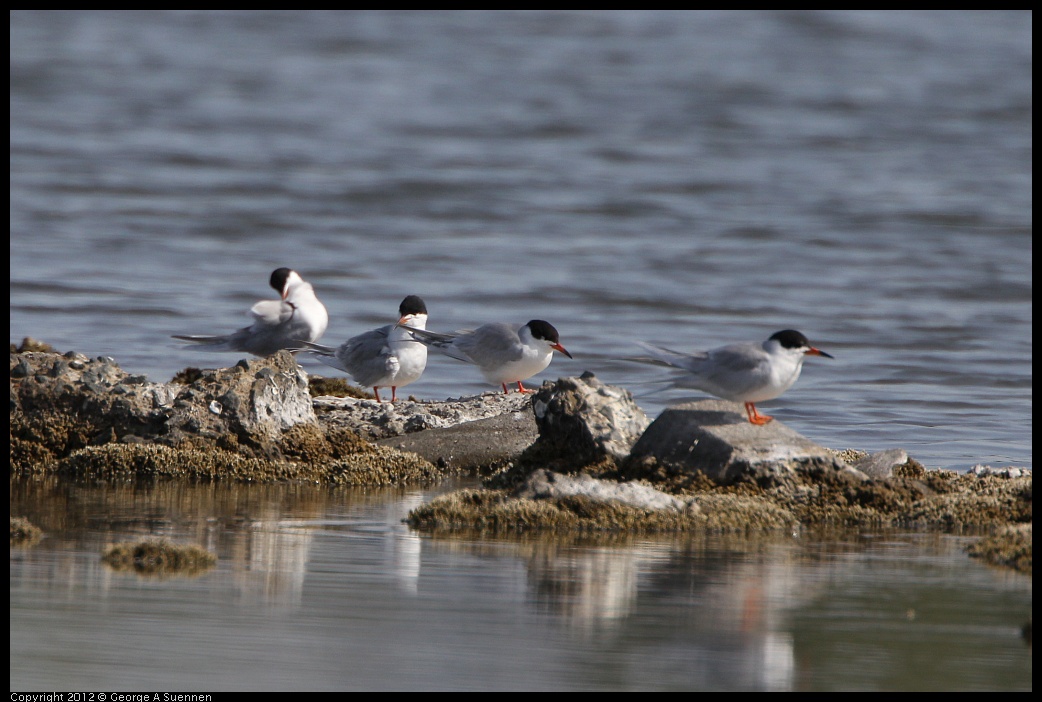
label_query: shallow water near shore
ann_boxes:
[10,476,1031,691]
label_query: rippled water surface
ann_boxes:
[10,10,1031,471]
[10,10,1032,691]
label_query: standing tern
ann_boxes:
[633,329,833,425]
[407,319,572,394]
[297,295,429,403]
[172,267,328,357]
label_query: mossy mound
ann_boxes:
[10,516,43,545]
[412,455,1031,538]
[966,524,1032,574]
[101,538,216,576]
[406,487,797,535]
[11,409,107,474]
[615,455,1032,531]
[10,337,55,353]
[54,436,450,487]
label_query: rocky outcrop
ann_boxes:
[9,349,1032,557]
[10,350,442,485]
[626,399,860,486]
[515,468,694,513]
[375,410,538,473]
[11,350,314,460]
[529,372,649,464]
[313,391,533,440]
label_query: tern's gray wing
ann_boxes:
[453,323,525,368]
[173,298,303,355]
[172,321,298,356]
[688,342,772,399]
[249,298,295,326]
[634,340,769,400]
[325,325,397,385]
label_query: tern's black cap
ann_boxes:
[399,295,428,316]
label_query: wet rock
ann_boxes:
[376,410,537,472]
[164,353,315,444]
[627,399,858,486]
[515,468,694,513]
[313,391,532,440]
[850,448,909,479]
[529,373,650,464]
[11,350,315,464]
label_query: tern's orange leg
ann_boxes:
[745,402,773,425]
[373,387,383,403]
[390,386,398,402]
[515,380,532,394]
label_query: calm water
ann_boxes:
[10,11,1032,691]
[9,477,1033,691]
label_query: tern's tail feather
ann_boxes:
[172,334,237,350]
[632,341,692,369]
[292,339,337,355]
[403,327,457,348]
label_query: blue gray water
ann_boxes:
[8,11,1033,692]
[10,10,1032,471]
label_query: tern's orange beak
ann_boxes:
[553,343,573,359]
[806,347,834,359]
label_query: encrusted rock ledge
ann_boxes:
[10,349,446,487]
[402,376,1031,574]
[9,345,1032,573]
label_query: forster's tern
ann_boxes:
[297,295,429,403]
[633,329,833,425]
[173,267,328,357]
[407,319,572,394]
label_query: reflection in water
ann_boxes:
[10,478,1032,691]
[386,492,425,595]
[226,512,314,608]
[525,542,669,626]
[13,478,312,606]
[11,477,434,608]
[426,533,805,690]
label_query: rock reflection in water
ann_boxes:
[10,478,1031,691]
